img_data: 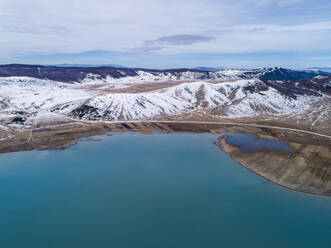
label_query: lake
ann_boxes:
[0,132,330,248]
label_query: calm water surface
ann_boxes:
[221,132,293,152]
[0,132,330,248]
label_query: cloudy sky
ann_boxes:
[1,0,331,68]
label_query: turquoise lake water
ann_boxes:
[0,132,330,248]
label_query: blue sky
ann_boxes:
[1,0,331,68]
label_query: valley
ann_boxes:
[0,64,330,195]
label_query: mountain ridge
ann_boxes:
[0,64,330,83]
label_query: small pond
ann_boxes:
[221,132,293,152]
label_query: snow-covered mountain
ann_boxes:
[307,67,331,73]
[1,64,329,83]
[215,67,330,81]
[0,64,330,127]
[68,79,329,121]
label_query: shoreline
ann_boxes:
[0,119,330,196]
[216,133,331,196]
[217,134,331,197]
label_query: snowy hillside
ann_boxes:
[68,79,326,121]
[0,71,329,126]
[0,77,92,124]
[1,64,328,84]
